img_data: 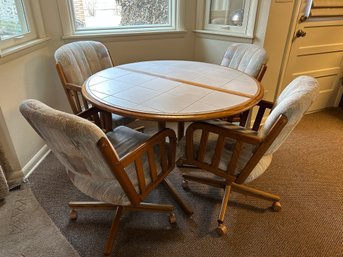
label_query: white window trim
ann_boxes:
[0,0,49,58]
[195,0,258,39]
[57,0,186,39]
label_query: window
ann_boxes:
[0,0,46,57]
[199,0,258,38]
[58,0,178,36]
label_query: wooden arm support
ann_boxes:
[64,82,82,91]
[77,107,113,132]
[98,128,177,206]
[181,121,263,181]
[252,99,274,131]
[187,121,262,145]
[120,128,177,199]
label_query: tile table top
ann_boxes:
[82,60,263,121]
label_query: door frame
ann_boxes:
[274,0,343,108]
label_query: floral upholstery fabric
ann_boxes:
[259,76,319,155]
[20,100,158,206]
[54,41,113,86]
[220,43,268,78]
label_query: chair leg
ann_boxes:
[68,201,179,256]
[231,183,281,211]
[104,206,123,256]
[216,185,232,236]
[69,201,118,210]
[68,201,118,220]
[177,122,185,140]
[182,174,225,189]
[158,121,166,130]
[231,183,280,201]
[163,178,193,215]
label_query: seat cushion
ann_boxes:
[67,126,151,206]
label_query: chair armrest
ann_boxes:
[120,128,177,199]
[182,121,263,181]
[195,120,262,145]
[251,99,274,131]
[121,128,176,167]
[77,107,112,132]
[77,106,103,119]
[64,82,82,91]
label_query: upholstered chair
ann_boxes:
[54,40,134,128]
[178,76,319,235]
[221,43,268,81]
[20,99,192,256]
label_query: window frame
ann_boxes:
[196,0,258,39]
[0,0,47,58]
[57,0,182,37]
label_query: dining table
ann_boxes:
[82,60,263,137]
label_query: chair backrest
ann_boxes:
[220,43,267,80]
[54,41,113,114]
[20,99,116,179]
[55,40,113,86]
[20,99,136,202]
[235,76,319,183]
[259,76,319,155]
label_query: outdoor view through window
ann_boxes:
[70,0,171,31]
[0,0,29,40]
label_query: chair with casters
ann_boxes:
[222,43,268,126]
[20,99,192,256]
[54,40,138,130]
[177,76,319,236]
[177,43,268,138]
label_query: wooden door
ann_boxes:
[281,0,343,112]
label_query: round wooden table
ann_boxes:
[82,60,263,122]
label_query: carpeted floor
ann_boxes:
[0,185,80,257]
[28,108,343,257]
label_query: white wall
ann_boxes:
[0,46,67,173]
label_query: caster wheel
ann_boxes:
[216,223,228,236]
[272,201,282,212]
[182,180,189,190]
[168,212,176,224]
[70,209,78,221]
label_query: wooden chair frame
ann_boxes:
[56,63,90,115]
[177,100,287,235]
[69,107,192,256]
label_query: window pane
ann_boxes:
[0,0,29,40]
[209,0,245,26]
[70,0,171,31]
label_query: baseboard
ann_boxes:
[23,145,51,179]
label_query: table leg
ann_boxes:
[177,122,185,140]
[158,121,166,130]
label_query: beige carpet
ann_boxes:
[28,108,343,257]
[0,185,80,257]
